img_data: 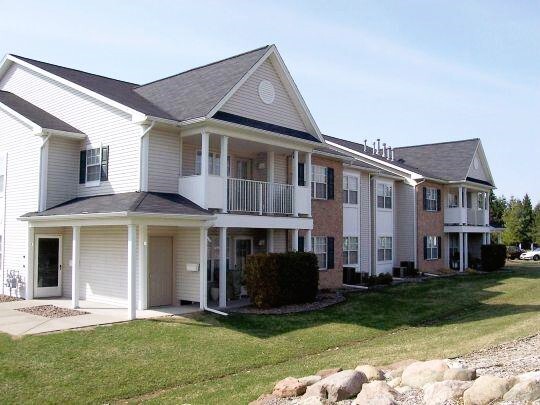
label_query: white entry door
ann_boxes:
[34,236,62,297]
[149,236,173,307]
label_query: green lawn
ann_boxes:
[0,262,539,404]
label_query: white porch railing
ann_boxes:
[467,209,487,226]
[227,178,294,215]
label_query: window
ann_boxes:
[343,175,358,204]
[80,146,108,186]
[478,193,485,210]
[448,192,458,208]
[377,183,392,209]
[86,148,101,183]
[311,165,327,199]
[425,187,438,211]
[425,236,439,260]
[377,236,392,262]
[312,236,327,269]
[196,151,229,176]
[343,236,359,265]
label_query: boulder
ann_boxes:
[353,380,397,405]
[463,375,514,405]
[299,375,323,386]
[304,370,367,401]
[384,359,418,379]
[388,377,401,388]
[443,367,476,381]
[248,393,280,405]
[355,364,385,381]
[518,371,540,382]
[423,380,473,405]
[296,396,332,405]
[401,359,449,388]
[503,379,540,402]
[272,377,307,398]
[316,367,342,379]
[395,385,411,394]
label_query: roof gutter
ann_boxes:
[19,211,216,222]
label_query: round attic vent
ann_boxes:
[258,80,275,104]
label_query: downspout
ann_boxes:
[139,121,155,192]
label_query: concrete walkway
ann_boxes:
[0,298,200,336]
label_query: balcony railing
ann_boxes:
[227,178,294,215]
[467,209,488,226]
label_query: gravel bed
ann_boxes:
[226,292,345,315]
[16,305,89,318]
[0,294,22,303]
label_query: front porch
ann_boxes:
[446,231,491,271]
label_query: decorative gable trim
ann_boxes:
[465,140,495,187]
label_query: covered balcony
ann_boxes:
[445,186,489,227]
[178,130,312,217]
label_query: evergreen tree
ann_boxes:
[520,194,534,244]
[502,197,522,246]
[534,203,540,245]
[489,190,506,227]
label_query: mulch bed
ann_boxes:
[0,294,23,303]
[16,305,89,318]
[226,292,345,315]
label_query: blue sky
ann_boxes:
[1,0,539,203]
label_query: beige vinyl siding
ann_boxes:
[273,229,287,253]
[176,227,200,302]
[394,182,415,263]
[359,172,371,273]
[46,137,80,208]
[0,109,41,297]
[148,130,181,193]
[274,154,288,184]
[220,59,308,132]
[0,64,141,198]
[467,150,490,183]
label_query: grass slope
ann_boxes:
[0,263,538,404]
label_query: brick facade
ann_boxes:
[311,155,343,289]
[416,181,445,271]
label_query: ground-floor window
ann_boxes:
[377,236,392,262]
[425,235,440,260]
[343,236,358,265]
[312,236,327,270]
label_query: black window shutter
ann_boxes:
[327,237,334,269]
[423,236,428,260]
[423,187,427,210]
[436,189,441,211]
[437,236,442,259]
[327,168,334,200]
[79,150,86,184]
[100,146,109,181]
[298,236,304,252]
[298,162,305,187]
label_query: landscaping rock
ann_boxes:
[353,380,397,405]
[384,359,418,379]
[316,367,342,379]
[395,385,411,394]
[387,377,401,388]
[272,377,307,398]
[400,359,449,388]
[304,370,366,401]
[249,393,280,405]
[503,378,540,402]
[298,375,322,386]
[423,380,473,405]
[463,375,514,405]
[518,370,540,382]
[355,364,384,381]
[443,367,477,381]
[296,396,332,405]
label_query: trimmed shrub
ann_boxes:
[365,273,393,286]
[481,244,506,271]
[245,252,319,308]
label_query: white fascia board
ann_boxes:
[41,129,87,139]
[213,213,313,229]
[444,225,492,233]
[20,211,215,224]
[4,55,147,122]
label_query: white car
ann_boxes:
[520,248,540,261]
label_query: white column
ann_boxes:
[459,232,464,272]
[463,187,468,224]
[464,232,469,269]
[292,150,299,217]
[127,224,136,320]
[487,232,491,244]
[458,186,464,224]
[267,229,274,253]
[306,152,312,216]
[268,151,275,183]
[292,229,299,251]
[306,229,312,252]
[26,226,35,299]
[179,136,183,177]
[199,226,208,310]
[219,227,227,308]
[138,224,148,310]
[200,130,209,209]
[220,135,228,213]
[71,226,80,309]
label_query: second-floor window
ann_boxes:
[477,192,486,210]
[424,187,439,211]
[377,183,392,209]
[343,236,358,265]
[448,192,458,208]
[311,165,327,199]
[343,175,358,204]
[377,236,392,262]
[195,151,231,176]
[79,146,109,186]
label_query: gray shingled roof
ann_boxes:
[0,90,83,134]
[22,192,211,218]
[393,139,480,182]
[134,46,270,122]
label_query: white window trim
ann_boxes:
[343,175,359,205]
[376,182,392,210]
[448,192,459,208]
[377,235,393,263]
[426,187,438,212]
[311,165,328,200]
[195,150,230,177]
[312,236,328,270]
[343,236,359,266]
[426,235,439,261]
[84,145,102,188]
